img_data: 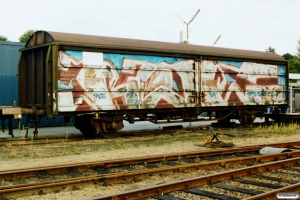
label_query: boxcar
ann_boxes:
[0,41,24,106]
[0,41,67,132]
[17,31,288,138]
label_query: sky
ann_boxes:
[1,0,299,56]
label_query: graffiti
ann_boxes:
[208,91,218,99]
[201,60,286,107]
[247,91,266,97]
[126,92,139,105]
[58,70,78,90]
[84,69,102,86]
[56,50,286,112]
[94,93,106,100]
[57,51,194,111]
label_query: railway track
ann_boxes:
[1,141,300,199]
[92,158,300,200]
[0,135,86,147]
[0,122,267,141]
[0,122,261,143]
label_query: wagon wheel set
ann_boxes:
[237,109,257,127]
[216,109,256,128]
[74,115,124,139]
[74,109,258,139]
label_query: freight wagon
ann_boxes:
[0,41,68,136]
[264,82,300,124]
[1,31,289,138]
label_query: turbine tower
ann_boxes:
[176,9,200,44]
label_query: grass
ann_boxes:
[255,122,299,135]
[1,122,300,161]
[176,155,185,165]
[194,156,201,163]
[231,128,238,137]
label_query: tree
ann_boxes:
[266,46,276,53]
[282,53,294,61]
[297,39,300,58]
[19,30,36,43]
[285,39,300,73]
[180,40,189,44]
[0,35,8,41]
[283,53,300,74]
[291,57,300,73]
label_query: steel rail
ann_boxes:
[1,141,299,180]
[244,182,300,200]
[1,150,300,196]
[0,136,86,146]
[88,157,300,200]
[1,141,300,180]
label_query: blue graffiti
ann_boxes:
[216,60,243,67]
[278,65,286,75]
[58,80,73,90]
[247,91,271,97]
[278,77,287,93]
[93,93,106,99]
[215,60,243,84]
[208,91,218,99]
[173,80,179,92]
[65,50,83,60]
[277,65,287,90]
[103,53,184,73]
[62,50,185,73]
[225,74,236,84]
[246,91,282,101]
[126,92,139,105]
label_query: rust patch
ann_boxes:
[206,80,217,87]
[256,77,278,85]
[153,98,176,108]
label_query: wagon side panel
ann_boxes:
[57,50,196,112]
[201,59,288,107]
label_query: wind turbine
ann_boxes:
[176,9,200,44]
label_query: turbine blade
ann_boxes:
[175,14,185,23]
[189,9,200,23]
[213,35,221,45]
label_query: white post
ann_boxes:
[290,85,293,113]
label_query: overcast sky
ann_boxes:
[1,0,299,55]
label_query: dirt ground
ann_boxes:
[1,130,300,171]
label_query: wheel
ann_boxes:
[238,110,256,127]
[74,116,97,137]
[98,120,123,139]
[101,131,119,139]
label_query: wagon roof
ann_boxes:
[25,30,286,63]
